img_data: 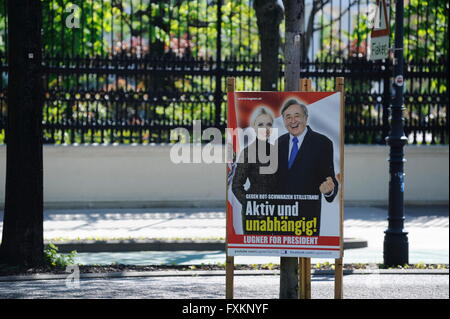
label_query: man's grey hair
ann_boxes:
[280,99,308,118]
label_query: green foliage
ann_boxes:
[313,0,448,65]
[44,243,77,268]
[32,0,260,144]
[414,262,426,269]
[402,0,448,98]
[40,0,258,59]
[0,1,447,145]
[42,0,111,57]
[404,0,448,63]
[0,1,5,56]
[262,263,276,270]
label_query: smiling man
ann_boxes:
[276,99,339,236]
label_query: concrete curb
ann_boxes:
[49,238,368,253]
[0,269,447,282]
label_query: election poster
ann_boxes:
[226,91,343,258]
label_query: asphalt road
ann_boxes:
[0,273,448,299]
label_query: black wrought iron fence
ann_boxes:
[0,0,447,145]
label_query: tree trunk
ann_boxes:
[302,0,317,61]
[302,0,331,61]
[254,0,284,91]
[280,0,304,299]
[283,0,304,90]
[0,0,44,267]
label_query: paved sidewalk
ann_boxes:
[0,206,448,299]
[0,205,448,264]
[0,270,448,299]
[17,205,450,239]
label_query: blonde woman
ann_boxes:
[232,107,277,234]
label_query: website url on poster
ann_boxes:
[228,248,340,258]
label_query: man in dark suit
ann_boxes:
[276,99,339,236]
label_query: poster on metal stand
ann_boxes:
[225,77,345,299]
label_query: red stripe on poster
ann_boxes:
[231,235,340,246]
[228,246,340,251]
[227,92,239,153]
